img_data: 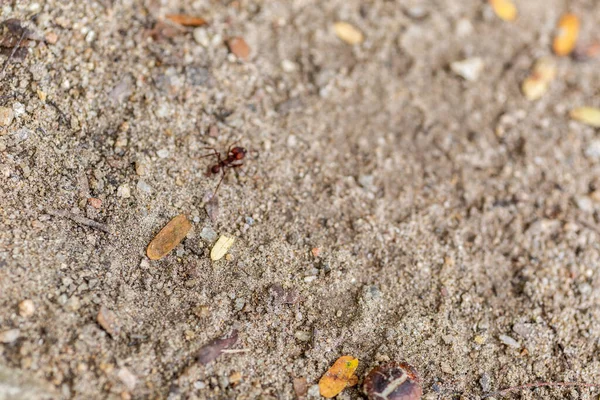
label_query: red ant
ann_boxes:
[199,144,248,195]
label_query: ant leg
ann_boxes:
[197,146,221,159]
[213,168,227,195]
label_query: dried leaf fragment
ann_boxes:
[210,235,235,261]
[333,22,364,45]
[147,214,192,260]
[165,14,207,27]
[553,13,580,56]
[196,330,238,365]
[293,377,308,398]
[522,57,557,100]
[318,356,359,398]
[227,37,251,60]
[489,0,517,22]
[570,107,600,127]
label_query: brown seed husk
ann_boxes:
[147,214,192,260]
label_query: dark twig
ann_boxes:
[482,381,600,398]
[47,100,70,126]
[47,209,111,233]
[0,28,26,81]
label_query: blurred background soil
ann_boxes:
[1,0,600,399]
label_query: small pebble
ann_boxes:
[585,140,600,159]
[0,107,14,127]
[229,371,242,385]
[498,334,520,348]
[45,31,58,44]
[18,299,35,317]
[194,381,206,389]
[157,149,169,158]
[281,59,297,72]
[303,276,317,283]
[193,28,209,47]
[97,306,120,337]
[227,37,251,60]
[137,180,152,194]
[474,335,486,345]
[575,195,594,213]
[200,226,217,242]
[294,331,312,342]
[12,102,25,117]
[512,322,534,338]
[117,184,131,198]
[480,373,492,392]
[88,198,102,209]
[0,329,20,343]
[117,368,137,391]
[451,57,484,82]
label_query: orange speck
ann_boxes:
[489,0,517,22]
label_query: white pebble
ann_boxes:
[193,28,209,47]
[12,102,25,117]
[281,59,297,72]
[498,334,520,348]
[451,57,484,82]
[117,367,137,391]
[0,329,20,343]
[117,184,131,198]
[157,149,169,158]
[303,276,317,283]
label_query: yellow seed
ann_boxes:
[521,57,557,101]
[210,235,235,261]
[553,13,580,56]
[333,22,364,45]
[474,335,486,345]
[489,0,517,22]
[146,215,192,260]
[570,107,600,128]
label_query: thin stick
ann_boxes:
[0,28,26,81]
[220,349,250,354]
[482,381,600,398]
[47,209,111,234]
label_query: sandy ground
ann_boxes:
[1,0,600,399]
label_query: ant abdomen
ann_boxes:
[211,165,221,174]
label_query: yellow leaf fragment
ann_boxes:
[553,13,580,56]
[333,22,364,45]
[570,107,600,128]
[489,0,517,22]
[522,57,557,100]
[147,214,192,260]
[318,356,359,398]
[210,235,235,261]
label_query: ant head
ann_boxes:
[231,147,247,160]
[211,164,220,174]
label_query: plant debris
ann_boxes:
[570,107,600,127]
[46,209,111,233]
[196,330,239,365]
[165,14,207,27]
[522,57,556,100]
[553,13,580,56]
[333,22,364,45]
[146,214,192,260]
[318,355,359,398]
[210,235,235,261]
[489,0,517,22]
[204,192,220,222]
[293,377,308,398]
